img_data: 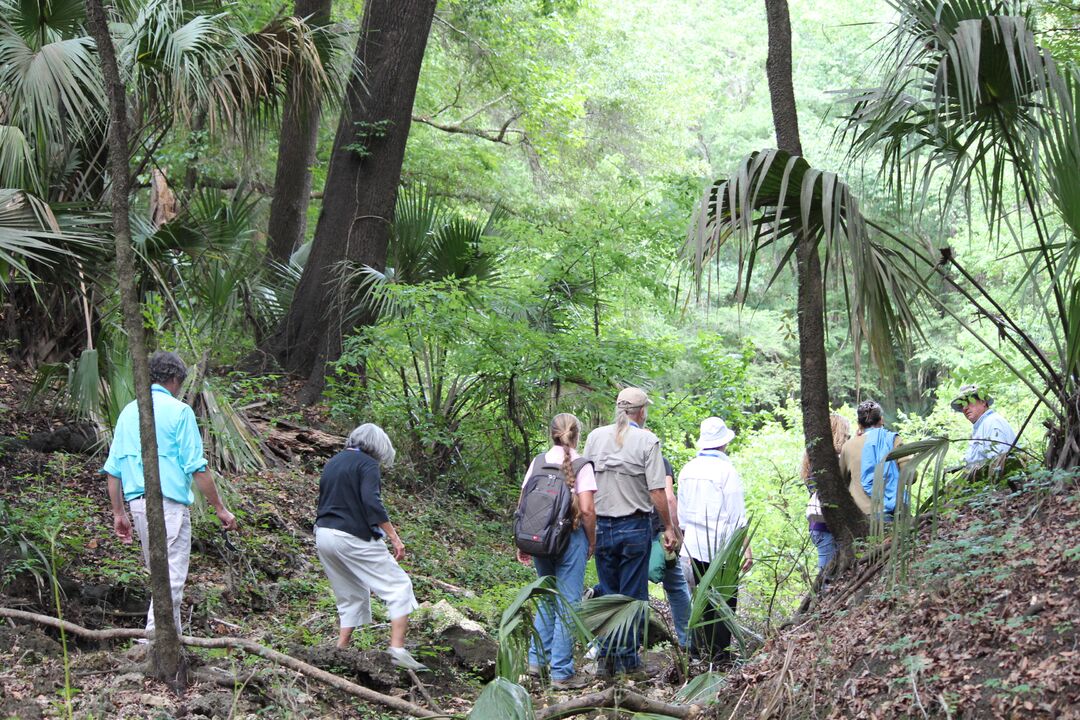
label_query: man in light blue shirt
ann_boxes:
[104,351,237,636]
[951,384,1017,471]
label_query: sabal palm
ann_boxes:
[840,0,1080,467]
[0,0,329,291]
[687,149,922,383]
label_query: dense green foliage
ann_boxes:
[4,0,1077,647]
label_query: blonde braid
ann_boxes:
[550,413,582,529]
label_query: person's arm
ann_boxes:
[578,490,597,557]
[732,470,752,572]
[645,442,679,551]
[665,474,679,528]
[193,469,237,531]
[378,520,406,561]
[106,473,132,543]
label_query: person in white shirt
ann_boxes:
[951,384,1017,473]
[677,416,752,664]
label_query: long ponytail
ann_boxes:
[614,408,630,447]
[550,413,582,529]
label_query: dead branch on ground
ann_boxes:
[535,685,701,719]
[0,608,439,718]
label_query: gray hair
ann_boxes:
[149,351,188,385]
[345,423,396,467]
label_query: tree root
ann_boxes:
[535,685,701,719]
[0,607,440,719]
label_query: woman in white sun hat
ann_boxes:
[676,416,752,664]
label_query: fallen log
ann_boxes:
[535,685,701,719]
[0,607,439,719]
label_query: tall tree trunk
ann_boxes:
[764,0,868,569]
[265,0,437,403]
[84,0,186,690]
[266,0,333,265]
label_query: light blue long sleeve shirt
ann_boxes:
[102,384,207,505]
[964,410,1017,468]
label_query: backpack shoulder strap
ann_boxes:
[529,453,556,475]
[570,457,593,474]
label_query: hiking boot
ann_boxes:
[552,673,591,690]
[387,647,428,671]
[527,663,543,677]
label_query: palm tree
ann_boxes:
[0,0,329,362]
[839,0,1080,468]
[687,0,925,562]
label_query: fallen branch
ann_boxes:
[415,575,476,598]
[0,608,439,719]
[535,685,701,720]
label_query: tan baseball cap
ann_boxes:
[616,387,652,409]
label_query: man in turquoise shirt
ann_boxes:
[104,351,237,636]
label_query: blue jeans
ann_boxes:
[661,557,692,648]
[594,514,652,672]
[529,527,588,680]
[810,528,835,570]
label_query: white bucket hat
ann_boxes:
[696,416,735,449]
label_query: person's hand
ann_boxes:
[113,512,133,544]
[662,527,681,554]
[216,507,238,532]
[587,544,595,561]
[391,538,406,561]
[741,547,754,573]
[516,548,532,566]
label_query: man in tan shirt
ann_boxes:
[583,387,679,676]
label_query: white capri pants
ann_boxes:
[315,526,419,627]
[130,497,191,636]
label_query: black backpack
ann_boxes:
[514,454,592,557]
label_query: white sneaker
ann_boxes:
[387,646,428,671]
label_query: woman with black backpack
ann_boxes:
[515,413,597,689]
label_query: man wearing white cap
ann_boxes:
[583,386,679,676]
[951,384,1017,472]
[677,416,752,664]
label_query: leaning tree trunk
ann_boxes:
[265,0,438,403]
[84,0,186,690]
[266,0,333,265]
[764,0,868,569]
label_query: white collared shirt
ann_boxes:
[677,451,747,562]
[965,410,1017,468]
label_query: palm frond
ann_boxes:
[673,671,726,704]
[0,21,105,151]
[0,189,95,288]
[576,594,666,653]
[494,575,571,681]
[115,0,331,145]
[468,677,534,720]
[686,523,752,658]
[686,149,923,381]
[0,125,40,192]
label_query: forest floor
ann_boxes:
[716,473,1080,719]
[2,362,1079,718]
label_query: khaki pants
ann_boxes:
[130,497,191,636]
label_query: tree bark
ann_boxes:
[266,0,333,265]
[84,0,187,690]
[764,0,868,568]
[265,0,438,403]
